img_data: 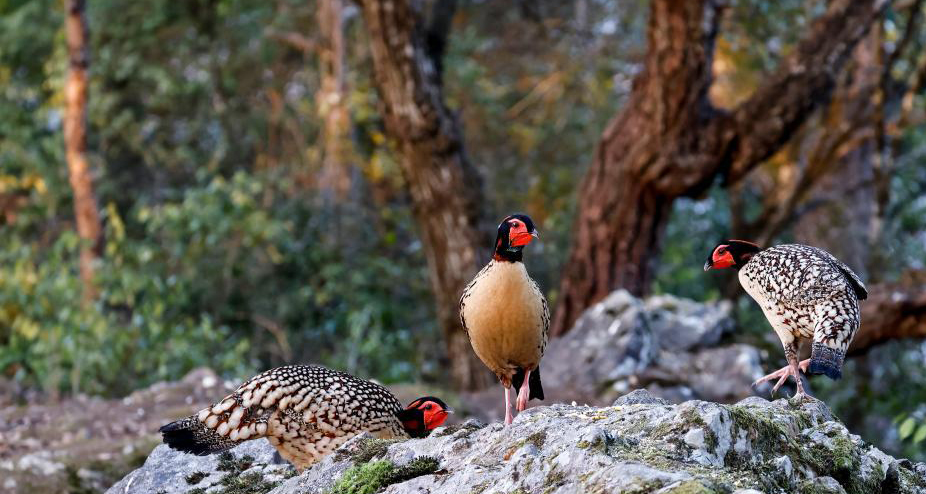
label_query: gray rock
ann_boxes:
[612,388,669,406]
[799,476,848,493]
[106,440,292,494]
[111,398,926,494]
[543,290,761,404]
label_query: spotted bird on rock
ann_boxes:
[704,241,867,399]
[460,214,548,424]
[159,365,451,471]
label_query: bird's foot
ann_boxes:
[752,362,809,398]
[516,370,531,412]
[751,366,789,390]
[788,392,814,405]
[516,387,529,412]
[504,408,514,425]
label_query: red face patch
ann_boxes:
[418,400,450,430]
[711,245,735,269]
[507,219,535,248]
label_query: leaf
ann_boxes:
[899,417,916,440]
[914,423,926,444]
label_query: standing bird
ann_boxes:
[460,214,548,424]
[159,365,451,471]
[704,241,867,399]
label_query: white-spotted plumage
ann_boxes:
[738,244,867,381]
[159,365,409,471]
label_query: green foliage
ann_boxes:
[896,414,926,446]
[1,170,435,395]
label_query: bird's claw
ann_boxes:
[770,372,790,397]
[788,392,814,405]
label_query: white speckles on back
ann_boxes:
[738,244,863,353]
[191,365,408,471]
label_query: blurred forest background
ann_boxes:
[2,0,926,466]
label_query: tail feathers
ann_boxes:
[511,366,545,401]
[159,417,238,456]
[808,342,845,380]
[529,365,544,401]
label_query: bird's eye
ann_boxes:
[424,404,433,411]
[718,248,726,254]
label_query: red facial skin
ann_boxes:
[710,245,735,269]
[418,400,450,430]
[507,219,537,248]
[403,398,451,432]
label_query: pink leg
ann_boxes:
[504,385,514,425]
[516,369,531,412]
[752,356,812,398]
[753,359,810,388]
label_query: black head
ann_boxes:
[704,240,762,271]
[493,214,539,262]
[395,396,452,438]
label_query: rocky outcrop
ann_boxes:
[541,290,763,404]
[108,390,926,494]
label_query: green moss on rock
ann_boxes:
[797,477,847,494]
[185,471,208,485]
[217,452,255,473]
[327,456,440,494]
[433,421,484,439]
[526,431,547,449]
[334,437,402,464]
[213,471,281,494]
[661,480,717,494]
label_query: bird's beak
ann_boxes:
[703,261,713,272]
[444,407,454,414]
[510,230,538,247]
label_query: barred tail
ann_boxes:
[808,342,845,380]
[159,416,240,456]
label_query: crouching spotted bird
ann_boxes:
[159,365,451,471]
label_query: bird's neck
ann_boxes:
[493,249,523,263]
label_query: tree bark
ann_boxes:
[357,0,493,390]
[316,0,352,200]
[63,0,103,301]
[551,0,890,336]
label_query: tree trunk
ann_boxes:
[551,0,890,336]
[63,0,102,301]
[358,0,493,390]
[316,0,352,200]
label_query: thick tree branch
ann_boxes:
[719,0,890,185]
[553,0,890,336]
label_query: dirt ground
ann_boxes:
[0,368,236,493]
